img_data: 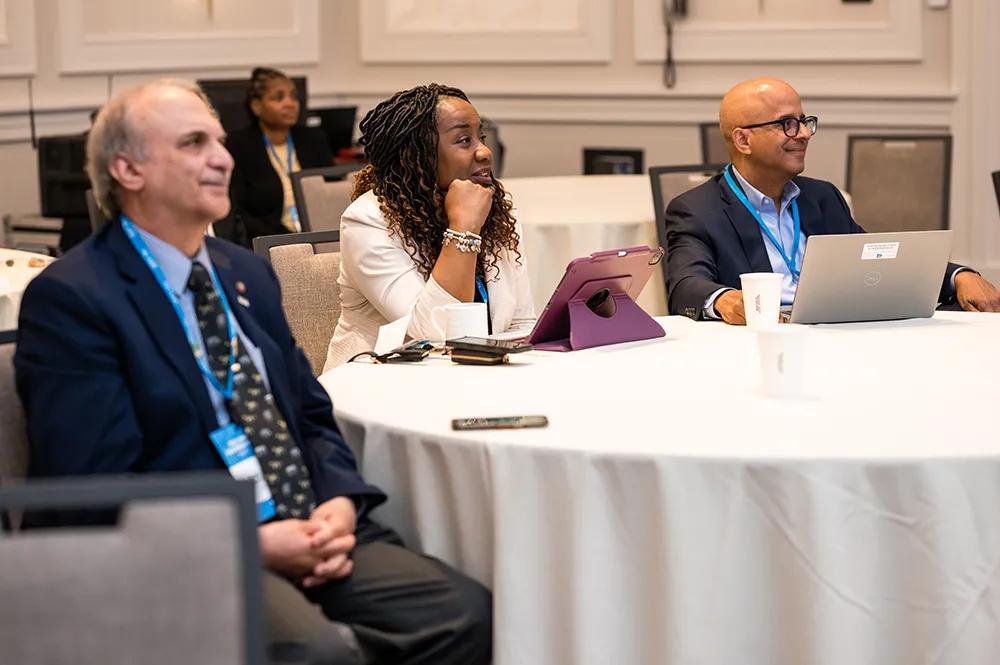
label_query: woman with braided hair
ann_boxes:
[323,83,535,370]
[222,67,333,246]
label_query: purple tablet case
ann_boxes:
[527,246,666,351]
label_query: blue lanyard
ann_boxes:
[475,276,489,306]
[723,164,801,279]
[475,276,492,334]
[263,134,296,178]
[264,134,299,226]
[120,216,237,400]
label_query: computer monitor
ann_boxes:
[197,76,308,136]
[305,106,357,156]
[37,134,90,219]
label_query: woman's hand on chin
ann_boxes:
[444,178,494,235]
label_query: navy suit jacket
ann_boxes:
[664,174,961,319]
[15,220,385,512]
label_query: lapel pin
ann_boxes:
[235,281,247,294]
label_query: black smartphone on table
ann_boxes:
[446,337,533,355]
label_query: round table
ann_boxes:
[0,248,54,331]
[319,313,1000,665]
[501,175,666,316]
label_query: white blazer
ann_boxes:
[323,190,536,371]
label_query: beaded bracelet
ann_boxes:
[442,228,483,253]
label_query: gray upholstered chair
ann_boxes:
[291,166,360,232]
[481,117,505,177]
[253,230,342,376]
[0,333,27,531]
[699,122,729,165]
[845,135,952,233]
[0,474,267,665]
[992,170,1000,217]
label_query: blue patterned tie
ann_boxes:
[187,262,316,519]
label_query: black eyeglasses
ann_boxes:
[740,115,818,138]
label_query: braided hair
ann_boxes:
[245,67,291,122]
[352,83,520,280]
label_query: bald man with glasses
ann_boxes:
[663,78,1000,323]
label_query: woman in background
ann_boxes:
[224,67,332,245]
[323,83,535,370]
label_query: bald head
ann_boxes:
[719,78,801,153]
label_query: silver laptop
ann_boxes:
[789,230,953,324]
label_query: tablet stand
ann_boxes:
[565,291,664,350]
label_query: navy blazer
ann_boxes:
[15,220,385,511]
[220,123,333,246]
[664,174,961,319]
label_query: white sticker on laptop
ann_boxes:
[861,242,899,261]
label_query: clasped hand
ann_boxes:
[258,496,357,588]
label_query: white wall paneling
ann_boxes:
[947,0,1000,279]
[634,0,923,63]
[360,0,612,63]
[0,0,36,77]
[56,0,319,74]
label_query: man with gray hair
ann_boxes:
[15,79,491,665]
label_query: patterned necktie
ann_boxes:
[187,262,316,519]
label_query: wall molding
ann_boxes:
[360,0,612,63]
[0,0,36,77]
[55,0,319,74]
[0,90,958,144]
[634,0,923,63]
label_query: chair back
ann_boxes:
[648,164,726,298]
[0,474,265,665]
[992,171,1000,217]
[253,231,341,375]
[291,166,360,232]
[85,189,109,233]
[846,135,952,233]
[481,117,505,177]
[699,122,729,165]
[0,336,27,530]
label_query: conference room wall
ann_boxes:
[0,1,996,280]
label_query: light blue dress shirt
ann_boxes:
[704,166,805,317]
[135,227,271,430]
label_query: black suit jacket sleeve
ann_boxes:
[16,272,145,478]
[664,194,729,319]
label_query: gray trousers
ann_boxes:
[264,518,492,665]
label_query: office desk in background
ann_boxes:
[321,312,1000,665]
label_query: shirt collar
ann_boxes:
[132,225,212,297]
[730,165,801,210]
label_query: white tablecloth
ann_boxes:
[320,313,1000,665]
[501,175,666,316]
[0,248,54,331]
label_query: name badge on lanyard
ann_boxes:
[265,134,300,230]
[120,215,276,522]
[210,424,277,522]
[723,164,802,280]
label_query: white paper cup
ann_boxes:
[433,302,488,341]
[757,328,806,398]
[740,272,783,330]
